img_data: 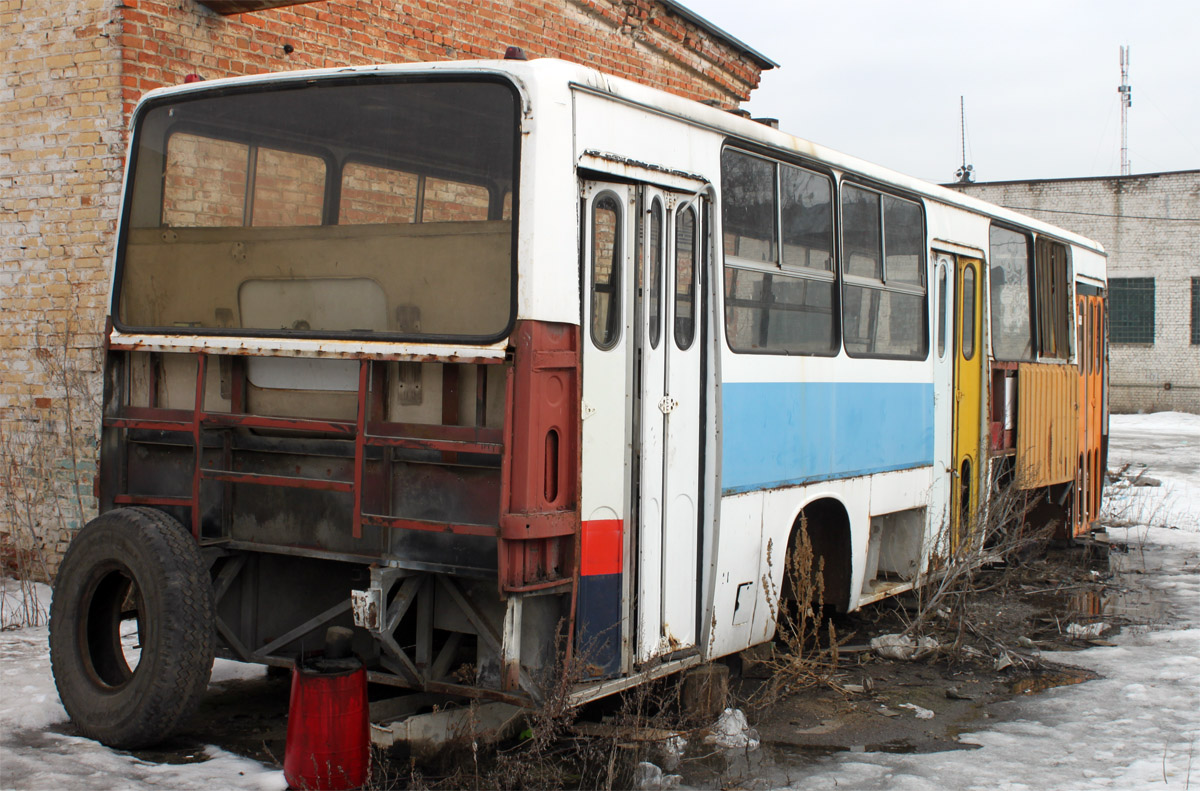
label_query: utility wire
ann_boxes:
[1088,95,1119,176]
[1140,89,1200,161]
[997,206,1200,222]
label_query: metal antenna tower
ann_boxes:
[1119,45,1132,176]
[955,96,974,183]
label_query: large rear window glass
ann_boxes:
[117,78,519,343]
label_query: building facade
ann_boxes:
[949,171,1200,415]
[0,0,773,577]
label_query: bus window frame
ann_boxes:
[839,179,929,362]
[111,73,522,347]
[719,144,840,358]
[590,189,625,352]
[987,222,1037,362]
[1032,234,1074,362]
[159,123,340,227]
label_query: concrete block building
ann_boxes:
[949,171,1200,415]
[0,0,774,576]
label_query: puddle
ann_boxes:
[1063,588,1169,627]
[128,744,212,765]
[1009,668,1096,696]
[120,674,290,767]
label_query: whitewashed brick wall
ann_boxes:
[1,0,121,577]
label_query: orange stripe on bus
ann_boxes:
[581,519,623,576]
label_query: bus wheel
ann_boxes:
[49,507,214,749]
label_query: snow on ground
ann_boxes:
[1105,412,1200,532]
[1,413,1198,790]
[0,583,284,791]
[765,411,1200,791]
[769,526,1200,791]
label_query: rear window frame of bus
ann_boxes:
[111,72,522,347]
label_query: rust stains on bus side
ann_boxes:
[498,320,581,596]
[106,332,508,366]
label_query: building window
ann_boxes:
[1191,277,1200,345]
[1109,277,1155,344]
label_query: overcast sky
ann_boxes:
[681,0,1199,184]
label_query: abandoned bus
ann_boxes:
[49,58,1108,747]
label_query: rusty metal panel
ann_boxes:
[498,320,581,595]
[1073,295,1107,535]
[1016,363,1079,488]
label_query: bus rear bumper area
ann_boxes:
[94,320,582,708]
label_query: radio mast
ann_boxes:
[955,96,974,184]
[1119,45,1132,176]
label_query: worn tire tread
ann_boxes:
[49,507,215,749]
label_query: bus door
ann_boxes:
[952,256,984,550]
[1075,291,1106,534]
[579,181,705,672]
[931,254,955,542]
[633,186,704,662]
[579,183,634,676]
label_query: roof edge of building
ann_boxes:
[657,0,778,69]
[943,169,1200,189]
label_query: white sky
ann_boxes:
[681,0,1200,184]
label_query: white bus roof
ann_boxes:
[132,58,1105,257]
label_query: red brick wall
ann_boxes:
[116,0,762,120]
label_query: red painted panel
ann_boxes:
[498,320,581,593]
[580,519,623,577]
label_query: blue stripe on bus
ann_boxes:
[722,381,934,494]
[576,573,622,677]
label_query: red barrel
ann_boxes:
[283,656,369,790]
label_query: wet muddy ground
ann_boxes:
[98,532,1171,789]
[672,536,1172,789]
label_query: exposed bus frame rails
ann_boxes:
[48,58,1108,748]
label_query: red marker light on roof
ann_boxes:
[504,46,528,61]
[184,74,203,84]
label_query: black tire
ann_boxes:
[49,507,215,749]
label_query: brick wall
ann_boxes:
[113,0,763,117]
[950,171,1200,415]
[2,0,122,579]
[1,0,768,576]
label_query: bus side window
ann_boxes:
[1034,237,1071,359]
[962,264,976,360]
[250,148,325,227]
[649,199,663,349]
[937,262,947,358]
[842,185,927,360]
[591,194,622,350]
[339,162,420,224]
[675,204,696,349]
[988,225,1035,361]
[163,133,249,227]
[422,177,490,222]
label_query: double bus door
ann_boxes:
[579,180,705,671]
[631,185,704,662]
